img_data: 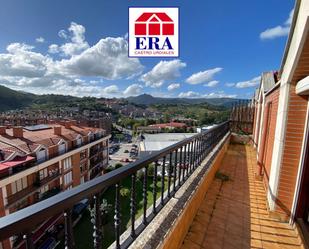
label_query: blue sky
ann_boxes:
[0,0,294,99]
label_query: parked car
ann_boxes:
[124,149,129,153]
[157,170,169,177]
[72,199,89,216]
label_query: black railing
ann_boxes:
[0,121,230,249]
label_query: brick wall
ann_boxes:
[259,88,279,187]
[72,153,81,187]
[252,102,258,144]
[275,84,308,219]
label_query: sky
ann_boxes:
[0,0,295,99]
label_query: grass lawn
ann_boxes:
[72,175,170,249]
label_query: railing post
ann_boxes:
[23,231,34,249]
[167,152,172,198]
[189,141,194,174]
[178,146,183,187]
[143,166,148,225]
[114,183,121,249]
[173,149,178,193]
[183,144,187,180]
[130,173,136,239]
[64,209,75,249]
[152,161,158,214]
[194,138,198,168]
[161,156,166,205]
[92,194,102,249]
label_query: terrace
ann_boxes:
[0,121,305,249]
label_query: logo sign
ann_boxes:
[128,7,179,57]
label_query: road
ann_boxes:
[109,142,137,167]
[112,123,133,136]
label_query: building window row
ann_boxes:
[63,157,72,171]
[64,171,73,185]
[11,177,28,194]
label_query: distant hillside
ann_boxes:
[127,94,243,107]
[0,85,245,112]
[0,85,78,111]
[0,85,36,111]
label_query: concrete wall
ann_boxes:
[159,136,229,249]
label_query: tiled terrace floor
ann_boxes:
[180,144,304,249]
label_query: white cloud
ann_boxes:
[260,9,293,40]
[260,26,290,40]
[234,76,261,88]
[186,67,222,84]
[178,90,237,99]
[123,84,143,96]
[50,22,89,56]
[35,37,45,43]
[203,91,237,98]
[225,83,235,87]
[0,43,48,78]
[204,80,219,87]
[56,37,143,80]
[0,22,144,97]
[140,59,186,88]
[58,30,68,39]
[178,91,200,98]
[285,9,294,26]
[167,83,180,91]
[48,44,59,54]
[102,85,119,94]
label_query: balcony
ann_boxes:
[0,122,305,249]
[6,170,61,208]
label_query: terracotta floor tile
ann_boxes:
[179,144,304,249]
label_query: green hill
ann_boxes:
[0,85,79,111]
[126,93,243,107]
[0,85,36,111]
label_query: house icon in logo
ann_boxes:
[135,12,174,36]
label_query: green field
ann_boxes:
[72,175,169,249]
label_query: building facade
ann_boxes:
[253,0,309,241]
[0,121,110,249]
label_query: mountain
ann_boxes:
[0,85,78,111]
[126,94,243,107]
[0,85,244,112]
[0,85,36,111]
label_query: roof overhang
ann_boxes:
[296,76,309,95]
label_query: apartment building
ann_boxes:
[0,121,110,249]
[253,0,309,241]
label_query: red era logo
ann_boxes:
[135,12,174,36]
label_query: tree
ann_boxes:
[115,163,123,169]
[120,187,130,197]
[137,169,145,181]
[147,163,155,177]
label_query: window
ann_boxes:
[80,176,85,184]
[88,132,94,142]
[80,150,87,160]
[64,171,72,185]
[80,162,87,173]
[76,136,82,147]
[37,148,47,163]
[11,177,28,194]
[58,142,66,155]
[39,168,48,180]
[40,185,49,194]
[63,157,72,171]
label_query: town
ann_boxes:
[0,0,308,249]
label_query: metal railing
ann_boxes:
[0,121,230,249]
